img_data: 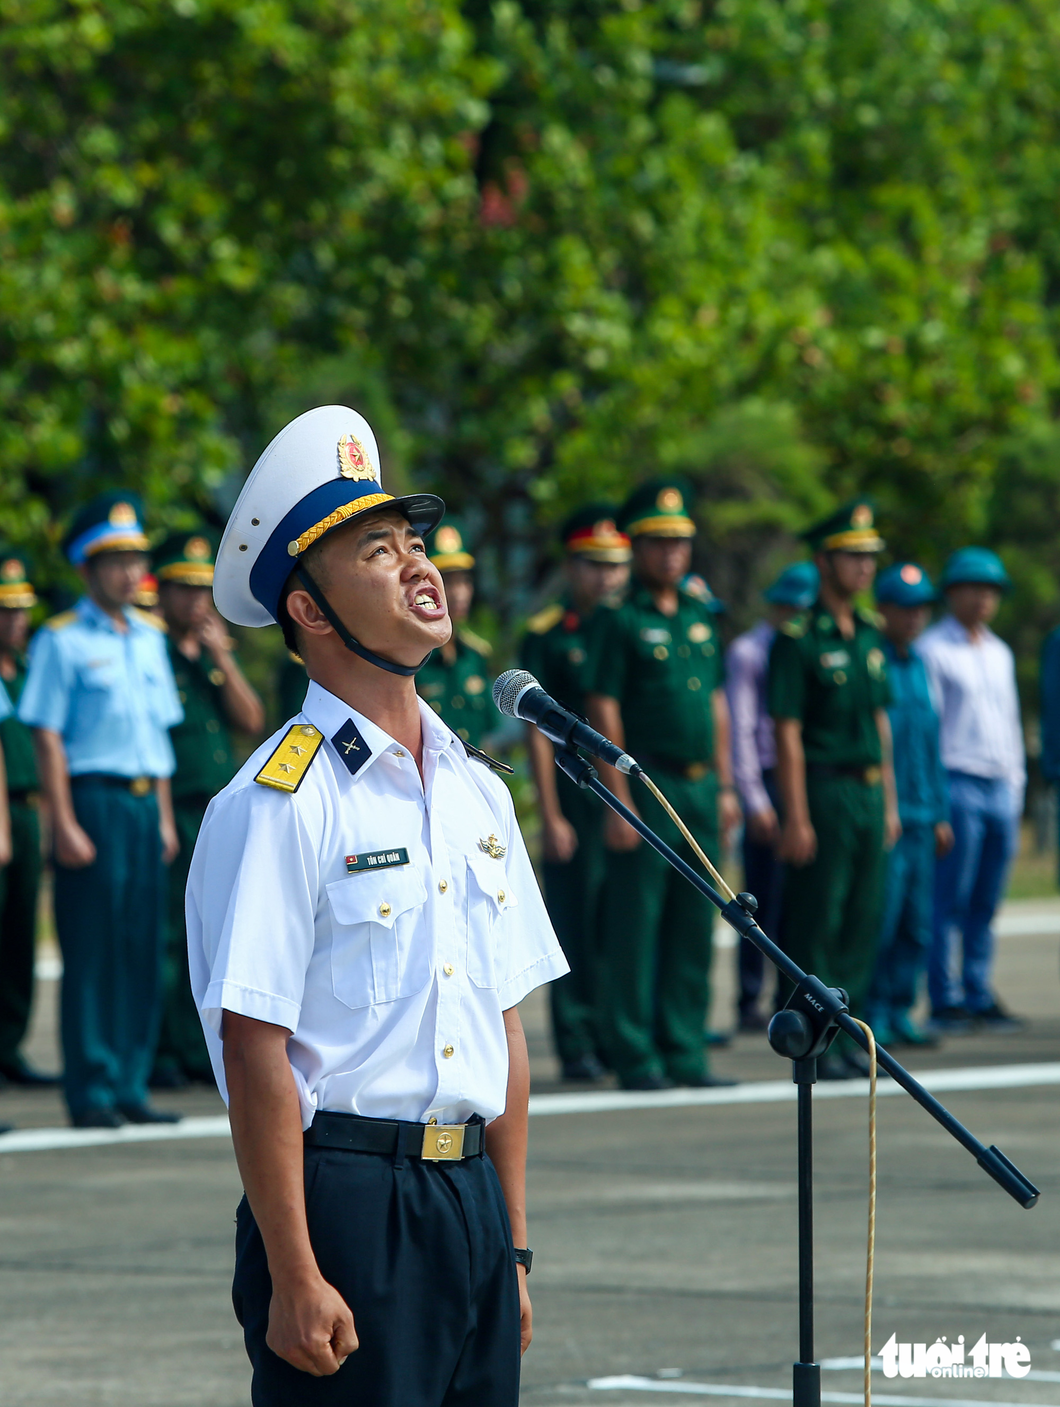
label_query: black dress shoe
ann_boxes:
[149,1065,190,1091]
[621,1073,675,1092]
[816,1053,851,1081]
[0,1059,60,1087]
[117,1103,183,1124]
[73,1109,126,1129]
[971,1001,1023,1032]
[561,1053,608,1083]
[679,1073,739,1088]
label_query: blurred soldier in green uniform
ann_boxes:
[151,531,265,1087]
[520,504,631,1081]
[277,650,310,720]
[768,501,900,1079]
[586,481,741,1091]
[416,521,500,748]
[0,550,55,1085]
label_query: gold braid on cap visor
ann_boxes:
[625,515,696,538]
[0,584,36,607]
[157,563,215,585]
[287,493,395,558]
[821,528,885,552]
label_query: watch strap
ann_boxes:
[513,1246,533,1274]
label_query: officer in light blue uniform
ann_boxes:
[18,492,184,1127]
[866,562,951,1046]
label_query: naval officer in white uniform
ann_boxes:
[187,406,567,1406]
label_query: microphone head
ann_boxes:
[493,668,539,718]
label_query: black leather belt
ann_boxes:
[640,756,714,781]
[305,1111,485,1162]
[72,773,154,796]
[806,763,883,785]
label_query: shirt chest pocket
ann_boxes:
[326,869,430,1009]
[464,852,517,990]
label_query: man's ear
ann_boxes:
[286,588,333,639]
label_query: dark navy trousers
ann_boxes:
[233,1138,521,1406]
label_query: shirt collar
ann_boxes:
[942,613,994,645]
[77,595,140,636]
[301,679,456,782]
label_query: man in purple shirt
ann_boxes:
[725,562,818,1029]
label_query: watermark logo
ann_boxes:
[879,1333,1031,1379]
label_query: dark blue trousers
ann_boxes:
[867,823,934,1026]
[53,777,164,1119]
[233,1138,521,1406]
[739,769,782,1017]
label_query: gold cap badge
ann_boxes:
[435,525,462,553]
[185,535,211,561]
[109,501,137,527]
[0,558,24,583]
[337,433,377,482]
[851,503,873,528]
[657,487,683,512]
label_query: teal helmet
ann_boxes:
[875,562,936,607]
[764,561,819,609]
[939,547,1010,592]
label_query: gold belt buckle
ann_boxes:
[685,762,708,781]
[863,766,882,786]
[129,777,151,797]
[421,1122,466,1161]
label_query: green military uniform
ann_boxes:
[416,521,500,748]
[519,503,632,1074]
[152,533,237,1085]
[0,551,44,1081]
[588,481,724,1088]
[767,500,891,1027]
[278,651,309,720]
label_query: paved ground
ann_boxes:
[0,902,1058,1405]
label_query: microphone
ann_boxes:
[492,669,642,776]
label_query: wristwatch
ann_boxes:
[513,1246,533,1274]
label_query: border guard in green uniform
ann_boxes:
[0,551,56,1086]
[768,500,900,1078]
[586,481,741,1090]
[416,521,500,748]
[520,504,631,1081]
[151,531,265,1088]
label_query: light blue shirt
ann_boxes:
[19,598,183,778]
[0,679,11,724]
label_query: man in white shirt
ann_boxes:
[188,406,568,1406]
[916,548,1024,1032]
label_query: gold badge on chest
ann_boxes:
[478,833,507,860]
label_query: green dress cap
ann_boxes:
[802,499,885,554]
[560,502,632,562]
[618,478,696,539]
[938,546,1010,592]
[426,519,475,573]
[0,547,37,610]
[875,561,936,607]
[154,529,217,587]
[63,490,150,566]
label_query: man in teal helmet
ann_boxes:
[768,500,900,1078]
[586,479,740,1090]
[18,493,184,1126]
[520,503,631,1081]
[866,563,951,1046]
[917,547,1023,1031]
[726,560,819,1030]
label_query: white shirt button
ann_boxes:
[443,1043,455,1058]
[379,902,391,918]
[443,963,454,977]
[438,879,448,893]
[497,889,506,903]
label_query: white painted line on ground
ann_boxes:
[527,1062,1060,1116]
[995,912,1060,937]
[2,1062,1058,1154]
[587,1376,1059,1407]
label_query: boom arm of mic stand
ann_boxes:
[552,747,1040,1210]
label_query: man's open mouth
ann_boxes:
[410,588,445,616]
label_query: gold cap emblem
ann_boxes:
[851,503,873,528]
[109,501,137,527]
[185,535,211,561]
[435,525,462,553]
[337,433,377,482]
[594,518,617,537]
[657,487,683,512]
[0,558,24,583]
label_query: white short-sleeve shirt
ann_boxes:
[186,681,568,1128]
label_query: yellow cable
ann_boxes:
[850,1019,877,1407]
[638,773,737,902]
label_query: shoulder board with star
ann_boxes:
[856,605,885,629]
[132,607,167,631]
[45,610,78,632]
[457,625,493,657]
[255,723,325,794]
[779,613,810,639]
[526,603,564,635]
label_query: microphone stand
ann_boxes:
[551,746,1039,1407]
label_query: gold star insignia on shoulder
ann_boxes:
[255,724,325,793]
[478,833,507,860]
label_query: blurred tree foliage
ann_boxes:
[3,0,1060,673]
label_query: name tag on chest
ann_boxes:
[345,848,410,875]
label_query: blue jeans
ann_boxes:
[930,772,1019,1014]
[868,823,934,1027]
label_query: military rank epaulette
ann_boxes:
[132,606,167,630]
[779,612,810,639]
[255,723,325,793]
[44,610,77,632]
[526,602,564,635]
[457,625,493,657]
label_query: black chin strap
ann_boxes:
[295,566,433,678]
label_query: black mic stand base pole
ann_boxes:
[794,1058,820,1407]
